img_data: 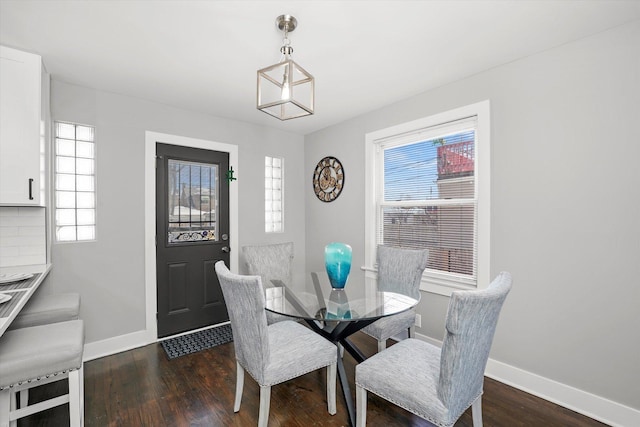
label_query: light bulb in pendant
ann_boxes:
[281,68,290,100]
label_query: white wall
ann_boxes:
[49,80,306,344]
[305,20,640,419]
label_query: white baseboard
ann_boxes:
[83,322,232,362]
[414,332,639,427]
[83,329,154,362]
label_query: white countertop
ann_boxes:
[0,263,52,336]
[0,264,51,275]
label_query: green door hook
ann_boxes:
[226,166,237,183]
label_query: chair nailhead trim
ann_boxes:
[1,367,79,391]
[262,362,334,387]
[355,382,482,427]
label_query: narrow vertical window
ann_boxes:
[54,122,96,242]
[265,156,283,233]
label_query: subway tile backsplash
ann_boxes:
[0,207,47,267]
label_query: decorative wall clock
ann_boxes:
[312,156,345,202]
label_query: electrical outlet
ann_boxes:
[415,314,422,328]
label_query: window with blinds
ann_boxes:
[366,101,490,293]
[379,123,476,283]
[54,122,96,242]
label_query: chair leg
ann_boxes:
[79,364,85,425]
[377,339,386,352]
[471,395,483,427]
[408,325,415,338]
[234,361,244,412]
[2,389,12,427]
[9,390,17,427]
[68,367,82,427]
[258,386,271,427]
[327,362,337,415]
[356,385,367,427]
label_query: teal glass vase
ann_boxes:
[325,242,352,289]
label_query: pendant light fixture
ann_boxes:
[257,15,314,120]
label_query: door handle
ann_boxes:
[221,246,230,253]
[28,178,34,200]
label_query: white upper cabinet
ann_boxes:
[0,46,49,206]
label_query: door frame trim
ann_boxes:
[144,131,238,342]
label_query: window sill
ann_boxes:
[420,281,475,297]
[361,265,475,297]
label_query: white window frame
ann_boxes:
[364,100,490,296]
[265,155,284,233]
[53,121,97,243]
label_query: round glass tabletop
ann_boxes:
[264,269,419,322]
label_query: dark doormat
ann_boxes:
[161,324,233,359]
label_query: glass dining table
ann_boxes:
[264,268,419,427]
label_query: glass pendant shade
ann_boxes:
[325,242,352,289]
[257,59,314,120]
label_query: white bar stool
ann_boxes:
[7,292,81,411]
[0,320,84,427]
[8,292,80,330]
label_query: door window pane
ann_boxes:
[167,159,218,243]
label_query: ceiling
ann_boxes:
[1,1,639,136]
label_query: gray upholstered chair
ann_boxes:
[8,292,80,330]
[242,242,294,324]
[0,319,85,427]
[7,292,81,411]
[355,272,512,427]
[362,245,429,352]
[214,261,337,427]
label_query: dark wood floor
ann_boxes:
[22,332,608,426]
